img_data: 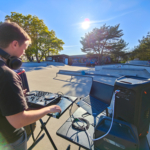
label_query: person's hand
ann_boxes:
[48,105,61,114]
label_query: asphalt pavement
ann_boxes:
[25,63,150,150]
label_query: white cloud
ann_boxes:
[90,10,135,24]
[73,10,136,27]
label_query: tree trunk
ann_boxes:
[27,56,32,62]
[45,54,47,61]
[98,54,100,65]
[99,54,102,65]
[99,40,107,65]
[98,49,101,65]
[35,54,39,62]
[39,53,44,61]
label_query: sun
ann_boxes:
[82,18,90,29]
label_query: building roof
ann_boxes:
[69,54,86,58]
[47,54,69,57]
[47,54,110,58]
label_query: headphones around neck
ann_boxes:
[0,48,22,70]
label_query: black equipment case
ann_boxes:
[114,76,150,137]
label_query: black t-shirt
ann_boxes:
[0,60,28,143]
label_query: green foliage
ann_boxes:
[5,12,64,62]
[109,39,128,62]
[80,24,127,64]
[131,32,150,60]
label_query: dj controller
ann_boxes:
[26,91,62,108]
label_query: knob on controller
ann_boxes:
[26,91,37,96]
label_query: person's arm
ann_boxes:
[6,105,61,129]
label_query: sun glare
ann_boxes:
[82,18,90,29]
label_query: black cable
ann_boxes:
[69,100,90,131]
[69,100,75,122]
[69,98,92,149]
[63,96,74,102]
[81,112,91,118]
[56,91,75,103]
[72,117,90,131]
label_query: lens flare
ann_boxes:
[82,18,90,29]
[0,133,10,149]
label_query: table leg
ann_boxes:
[35,116,51,141]
[66,144,71,150]
[39,119,58,150]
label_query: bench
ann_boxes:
[56,70,119,80]
[56,70,93,81]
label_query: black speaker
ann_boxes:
[114,76,150,137]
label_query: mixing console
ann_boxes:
[26,91,61,108]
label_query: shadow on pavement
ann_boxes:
[55,76,93,97]
[23,66,52,72]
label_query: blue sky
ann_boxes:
[0,0,150,55]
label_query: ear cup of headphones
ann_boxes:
[7,57,22,70]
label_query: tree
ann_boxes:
[131,32,150,60]
[109,39,128,62]
[5,12,64,62]
[80,24,126,64]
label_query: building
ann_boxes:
[69,54,97,66]
[69,54,111,66]
[46,54,69,64]
[46,54,111,66]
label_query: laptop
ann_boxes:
[77,80,114,116]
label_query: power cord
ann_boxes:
[84,90,120,141]
[70,90,120,142]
